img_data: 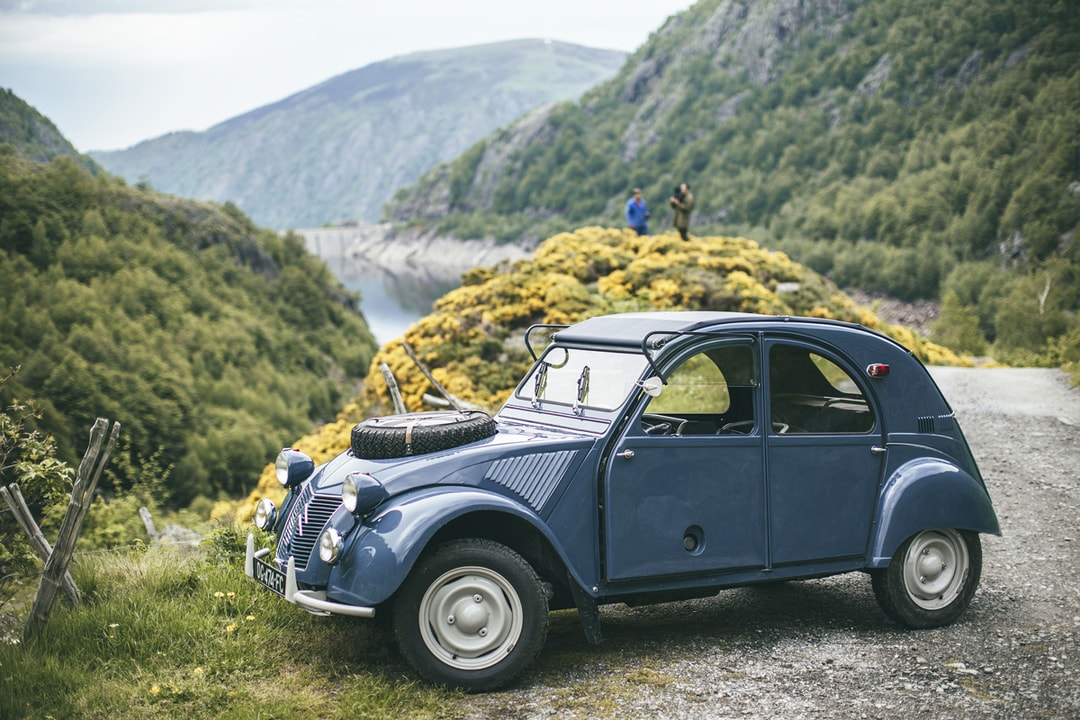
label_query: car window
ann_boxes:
[769,344,874,434]
[645,344,757,434]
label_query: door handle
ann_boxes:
[616,449,635,460]
[870,446,887,455]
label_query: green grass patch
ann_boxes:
[0,534,460,719]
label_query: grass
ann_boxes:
[0,528,462,720]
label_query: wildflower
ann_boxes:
[193,667,204,676]
[108,623,119,628]
[214,591,225,598]
[226,592,235,599]
[245,615,255,622]
[226,623,237,634]
[150,685,161,695]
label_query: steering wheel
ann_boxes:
[642,413,687,436]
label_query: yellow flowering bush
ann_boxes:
[238,227,970,519]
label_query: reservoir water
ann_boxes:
[338,264,457,344]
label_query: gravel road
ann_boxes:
[460,367,1080,720]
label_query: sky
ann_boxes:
[0,0,694,152]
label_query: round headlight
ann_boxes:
[253,498,278,531]
[275,448,315,488]
[274,451,289,485]
[318,528,342,565]
[341,474,359,513]
[340,472,387,516]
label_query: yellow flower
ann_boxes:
[214,591,225,598]
[150,685,161,696]
[245,615,255,622]
[193,667,204,676]
[226,592,235,599]
[226,623,237,633]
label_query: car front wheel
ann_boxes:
[871,528,982,628]
[392,539,549,691]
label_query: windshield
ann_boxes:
[516,347,649,412]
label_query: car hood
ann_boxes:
[307,420,597,515]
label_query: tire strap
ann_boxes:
[404,420,417,455]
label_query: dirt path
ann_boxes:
[460,368,1080,719]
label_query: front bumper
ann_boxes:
[244,533,376,618]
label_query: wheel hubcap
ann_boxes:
[902,529,969,610]
[419,566,523,671]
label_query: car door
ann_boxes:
[603,340,767,581]
[764,338,886,566]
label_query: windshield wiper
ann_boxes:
[532,362,549,409]
[572,365,590,416]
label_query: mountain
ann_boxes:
[0,89,100,173]
[385,0,1079,369]
[90,40,627,229]
[0,132,378,507]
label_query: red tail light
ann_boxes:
[867,363,890,378]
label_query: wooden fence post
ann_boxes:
[0,483,80,606]
[24,418,119,641]
[379,362,407,415]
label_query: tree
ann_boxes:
[0,367,74,598]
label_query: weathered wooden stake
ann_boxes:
[138,507,159,543]
[24,418,119,641]
[400,341,479,411]
[379,362,407,415]
[0,484,80,606]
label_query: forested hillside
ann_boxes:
[0,147,377,507]
[0,90,99,173]
[388,0,1079,370]
[91,40,626,229]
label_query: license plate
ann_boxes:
[253,556,286,597]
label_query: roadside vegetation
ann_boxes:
[0,149,377,509]
[0,535,458,720]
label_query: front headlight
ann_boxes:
[341,472,388,515]
[253,497,277,531]
[275,448,315,488]
[318,528,342,565]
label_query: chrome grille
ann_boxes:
[278,484,341,571]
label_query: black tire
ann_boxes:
[392,539,549,691]
[871,528,982,629]
[350,410,496,459]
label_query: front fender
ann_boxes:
[323,487,571,607]
[869,456,1000,567]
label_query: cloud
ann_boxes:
[0,0,254,14]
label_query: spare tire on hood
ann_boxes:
[350,410,497,459]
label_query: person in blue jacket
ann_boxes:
[625,188,650,235]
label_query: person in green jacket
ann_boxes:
[669,182,694,241]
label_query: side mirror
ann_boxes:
[640,376,664,397]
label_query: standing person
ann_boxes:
[625,188,650,235]
[670,182,694,241]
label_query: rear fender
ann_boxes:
[869,457,1000,567]
[325,487,574,606]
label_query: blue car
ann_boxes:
[245,311,1000,690]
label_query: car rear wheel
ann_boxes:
[392,539,549,691]
[871,528,981,628]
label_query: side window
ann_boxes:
[769,344,874,434]
[644,345,756,435]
